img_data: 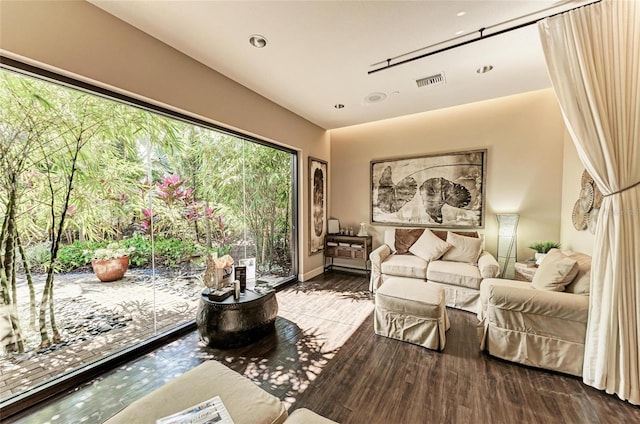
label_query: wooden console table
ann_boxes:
[324,234,372,274]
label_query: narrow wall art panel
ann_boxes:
[371,149,486,228]
[309,157,328,254]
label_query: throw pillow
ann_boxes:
[564,251,592,295]
[441,232,483,264]
[531,249,579,292]
[394,229,425,254]
[409,229,452,262]
[432,230,479,241]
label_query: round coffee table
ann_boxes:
[196,288,278,348]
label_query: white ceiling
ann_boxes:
[89,0,595,130]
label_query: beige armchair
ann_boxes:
[478,250,591,376]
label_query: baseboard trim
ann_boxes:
[300,265,325,281]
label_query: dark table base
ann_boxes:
[196,289,278,349]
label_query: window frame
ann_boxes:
[0,56,299,418]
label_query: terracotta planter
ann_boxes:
[92,257,129,282]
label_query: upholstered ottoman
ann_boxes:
[374,277,449,351]
[104,360,288,424]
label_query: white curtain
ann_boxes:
[538,0,640,405]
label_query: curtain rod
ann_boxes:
[368,0,601,75]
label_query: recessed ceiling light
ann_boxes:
[455,30,465,36]
[249,34,268,48]
[364,92,387,104]
[334,104,345,109]
[477,65,494,74]
[457,11,466,17]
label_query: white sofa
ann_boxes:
[477,249,591,376]
[369,228,500,313]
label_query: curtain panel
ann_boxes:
[538,0,640,405]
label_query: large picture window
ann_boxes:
[0,65,297,407]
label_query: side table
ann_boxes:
[514,262,537,282]
[196,288,278,348]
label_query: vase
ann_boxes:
[535,253,546,265]
[92,257,130,282]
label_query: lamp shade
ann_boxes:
[497,214,519,237]
[496,214,519,278]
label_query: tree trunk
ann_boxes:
[261,228,268,265]
[3,180,17,304]
[204,210,212,249]
[38,272,52,348]
[17,236,37,330]
[49,281,60,342]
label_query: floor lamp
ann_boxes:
[497,214,519,279]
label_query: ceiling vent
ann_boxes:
[416,73,445,88]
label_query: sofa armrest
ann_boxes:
[478,251,500,278]
[369,244,391,292]
[484,279,589,323]
[370,244,391,265]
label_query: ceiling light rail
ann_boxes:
[369,0,579,68]
[368,0,601,75]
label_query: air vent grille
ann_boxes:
[416,73,445,87]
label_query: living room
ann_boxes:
[1,1,638,423]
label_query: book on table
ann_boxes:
[156,395,235,424]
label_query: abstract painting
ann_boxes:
[371,149,486,228]
[309,157,328,254]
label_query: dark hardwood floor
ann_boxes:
[6,272,640,423]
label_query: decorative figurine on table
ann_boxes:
[203,253,235,301]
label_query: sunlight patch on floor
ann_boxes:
[238,283,374,408]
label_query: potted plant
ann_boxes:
[528,241,561,265]
[91,242,135,282]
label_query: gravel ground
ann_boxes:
[4,267,204,358]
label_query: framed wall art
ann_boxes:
[371,149,486,228]
[309,157,328,254]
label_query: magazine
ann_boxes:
[156,395,235,424]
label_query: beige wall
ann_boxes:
[329,89,567,262]
[560,131,595,255]
[0,1,329,279]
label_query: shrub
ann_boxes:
[56,240,101,272]
[23,241,52,272]
[153,237,200,268]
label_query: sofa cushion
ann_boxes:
[564,251,592,295]
[376,278,445,318]
[104,360,287,424]
[409,229,451,262]
[394,228,424,254]
[531,249,579,292]
[441,232,483,264]
[427,260,483,290]
[381,254,428,279]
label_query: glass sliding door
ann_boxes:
[0,64,297,411]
